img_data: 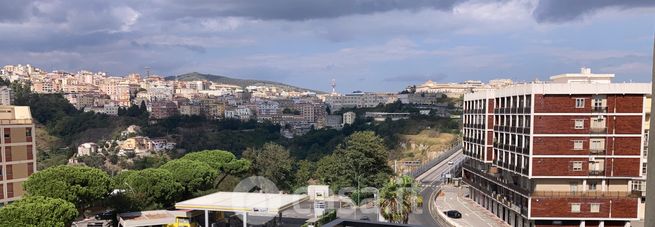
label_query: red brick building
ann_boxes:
[462,68,650,227]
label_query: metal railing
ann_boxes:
[589,170,605,176]
[410,142,462,178]
[590,127,607,134]
[590,148,605,155]
[532,190,640,198]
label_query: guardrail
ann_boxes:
[410,142,462,178]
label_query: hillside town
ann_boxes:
[0,64,513,138]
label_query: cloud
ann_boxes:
[153,0,464,21]
[384,73,448,83]
[0,0,653,92]
[0,0,35,22]
[532,0,655,23]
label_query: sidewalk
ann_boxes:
[435,185,509,227]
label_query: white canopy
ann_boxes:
[175,192,308,214]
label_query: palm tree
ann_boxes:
[378,175,423,224]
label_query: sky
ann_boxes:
[0,0,654,92]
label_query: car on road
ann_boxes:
[359,216,370,221]
[447,161,454,165]
[444,210,462,219]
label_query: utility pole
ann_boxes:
[645,34,655,227]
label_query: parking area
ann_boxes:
[436,185,509,227]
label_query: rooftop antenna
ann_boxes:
[331,78,337,95]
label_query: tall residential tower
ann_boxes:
[462,68,649,227]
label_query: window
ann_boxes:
[572,161,583,171]
[573,140,584,150]
[590,139,604,151]
[26,128,32,137]
[588,182,597,191]
[632,180,645,191]
[643,162,648,176]
[575,98,585,108]
[590,203,600,213]
[571,203,581,213]
[574,119,584,129]
[570,183,578,192]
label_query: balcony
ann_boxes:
[531,190,640,198]
[589,148,605,155]
[590,127,607,134]
[589,170,605,176]
[592,106,608,113]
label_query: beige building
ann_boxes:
[0,106,36,205]
[343,111,356,125]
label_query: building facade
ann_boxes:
[462,69,649,227]
[0,86,12,105]
[0,106,36,206]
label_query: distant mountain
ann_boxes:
[167,72,325,93]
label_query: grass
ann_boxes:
[395,129,457,169]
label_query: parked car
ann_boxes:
[359,216,370,221]
[447,161,454,165]
[95,210,116,220]
[444,210,462,219]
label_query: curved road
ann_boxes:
[409,149,465,226]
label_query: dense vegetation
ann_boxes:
[1,81,460,222]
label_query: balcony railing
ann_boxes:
[592,106,608,113]
[589,170,605,176]
[531,190,640,198]
[589,148,605,155]
[590,127,607,134]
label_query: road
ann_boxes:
[408,149,465,226]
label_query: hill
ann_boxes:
[167,72,325,93]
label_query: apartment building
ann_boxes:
[462,68,649,227]
[0,86,12,105]
[324,92,398,111]
[0,106,36,206]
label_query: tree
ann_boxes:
[114,168,183,210]
[0,196,78,227]
[160,159,217,196]
[315,131,392,190]
[378,176,423,224]
[23,165,111,210]
[181,150,251,187]
[243,142,293,189]
[293,160,315,188]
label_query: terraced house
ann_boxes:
[462,68,649,227]
[0,106,36,206]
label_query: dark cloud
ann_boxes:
[153,0,463,21]
[533,0,655,23]
[0,0,35,22]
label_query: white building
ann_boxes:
[324,92,397,111]
[0,86,12,105]
[343,111,356,125]
[77,142,99,156]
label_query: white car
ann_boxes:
[447,161,454,165]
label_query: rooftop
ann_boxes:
[175,192,308,214]
[0,106,33,124]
